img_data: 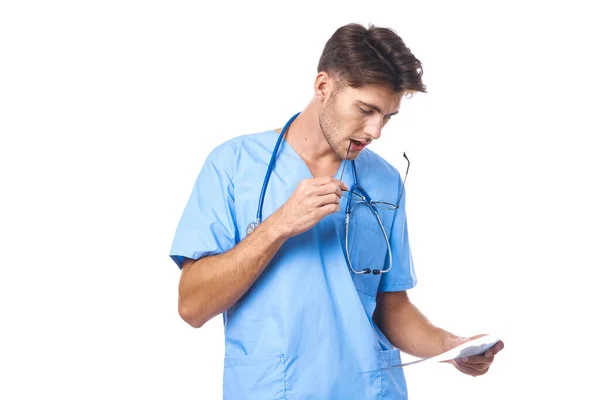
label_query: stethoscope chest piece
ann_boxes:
[246,221,258,236]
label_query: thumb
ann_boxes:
[333,179,349,191]
[468,333,489,341]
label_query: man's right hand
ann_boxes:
[269,176,349,239]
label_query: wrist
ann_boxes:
[440,330,463,353]
[261,212,291,241]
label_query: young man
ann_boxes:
[170,23,503,399]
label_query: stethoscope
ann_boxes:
[246,112,359,236]
[246,113,394,276]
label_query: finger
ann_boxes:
[315,182,343,197]
[312,176,348,190]
[491,340,505,354]
[332,178,349,191]
[468,333,489,341]
[461,359,492,372]
[458,355,493,365]
[315,193,341,207]
[480,341,504,358]
[455,360,487,376]
[318,202,341,216]
[312,176,337,186]
[460,364,487,377]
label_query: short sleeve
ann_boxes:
[169,143,238,269]
[378,177,417,292]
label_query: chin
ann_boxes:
[338,143,354,160]
[341,151,359,161]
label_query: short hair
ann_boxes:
[317,23,426,94]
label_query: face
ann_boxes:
[318,79,402,160]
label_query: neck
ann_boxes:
[284,101,340,167]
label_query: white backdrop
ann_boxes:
[1,1,598,399]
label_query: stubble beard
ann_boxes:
[318,97,354,161]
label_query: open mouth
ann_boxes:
[350,139,366,151]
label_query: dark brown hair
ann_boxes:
[317,23,426,94]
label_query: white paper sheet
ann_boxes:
[401,334,501,367]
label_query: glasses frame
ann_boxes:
[340,153,410,275]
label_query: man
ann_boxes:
[170,23,504,399]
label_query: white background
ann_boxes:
[1,1,599,399]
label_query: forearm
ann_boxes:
[178,216,288,328]
[374,292,459,358]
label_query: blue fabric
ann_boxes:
[170,129,417,399]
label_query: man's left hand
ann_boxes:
[447,335,505,377]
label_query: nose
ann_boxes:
[364,117,384,140]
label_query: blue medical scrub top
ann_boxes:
[170,128,417,399]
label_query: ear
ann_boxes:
[313,71,334,101]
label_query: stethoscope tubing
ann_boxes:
[254,112,358,225]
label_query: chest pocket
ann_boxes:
[345,203,391,297]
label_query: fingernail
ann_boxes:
[485,351,492,358]
[463,357,468,363]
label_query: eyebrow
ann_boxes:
[356,100,399,116]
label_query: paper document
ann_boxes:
[401,334,501,367]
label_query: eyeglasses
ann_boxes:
[339,152,410,275]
